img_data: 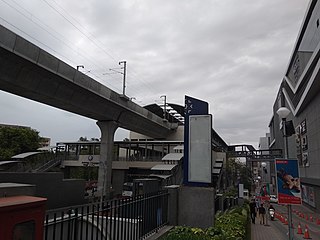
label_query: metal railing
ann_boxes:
[44,191,169,240]
[214,195,238,214]
[34,158,62,172]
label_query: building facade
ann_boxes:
[269,0,320,211]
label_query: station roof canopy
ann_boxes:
[0,161,21,166]
[151,164,177,171]
[149,174,172,179]
[173,145,184,151]
[214,162,223,168]
[212,168,221,174]
[162,153,183,161]
[11,152,43,159]
[144,103,185,125]
[37,146,56,151]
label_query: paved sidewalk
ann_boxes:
[251,211,307,240]
[251,221,285,239]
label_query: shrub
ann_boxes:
[164,226,212,240]
[162,205,249,240]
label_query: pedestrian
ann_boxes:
[249,198,257,224]
[258,203,266,225]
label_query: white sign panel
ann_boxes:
[188,115,212,183]
[239,183,244,198]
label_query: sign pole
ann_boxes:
[275,159,301,240]
[265,200,269,226]
[284,121,293,240]
[288,204,293,240]
[276,108,298,240]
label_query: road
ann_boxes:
[272,203,320,239]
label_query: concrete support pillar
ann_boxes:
[96,120,118,200]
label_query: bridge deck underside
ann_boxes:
[0,25,173,139]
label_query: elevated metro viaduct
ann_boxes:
[0,23,262,201]
[0,24,179,198]
[0,23,232,195]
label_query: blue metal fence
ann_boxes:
[44,191,169,240]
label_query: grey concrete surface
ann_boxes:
[0,172,86,209]
[177,186,215,228]
[0,182,36,197]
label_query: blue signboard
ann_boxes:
[275,159,302,205]
[183,95,209,185]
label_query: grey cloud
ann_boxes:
[0,0,310,147]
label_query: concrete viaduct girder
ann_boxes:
[0,24,179,199]
[0,24,176,139]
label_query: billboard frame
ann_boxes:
[275,159,302,205]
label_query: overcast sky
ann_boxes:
[0,0,310,147]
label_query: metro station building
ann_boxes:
[269,0,320,211]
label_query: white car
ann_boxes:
[270,195,278,203]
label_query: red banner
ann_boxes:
[256,195,270,201]
[278,193,302,205]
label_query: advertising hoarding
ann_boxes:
[183,95,209,185]
[239,183,244,198]
[188,115,212,183]
[275,159,302,205]
[301,184,316,207]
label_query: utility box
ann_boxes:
[0,195,47,240]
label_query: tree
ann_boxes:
[0,126,40,160]
[78,136,88,142]
[78,137,100,142]
[226,158,253,192]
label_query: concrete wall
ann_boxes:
[112,169,126,197]
[176,186,215,228]
[0,183,36,197]
[166,186,179,226]
[0,172,85,209]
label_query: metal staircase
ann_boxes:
[33,157,62,172]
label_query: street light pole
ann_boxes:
[277,106,293,240]
[261,162,270,226]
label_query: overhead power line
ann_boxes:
[0,0,161,102]
[41,0,117,62]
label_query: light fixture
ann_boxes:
[76,65,84,71]
[276,107,290,119]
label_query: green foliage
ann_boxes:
[0,126,40,160]
[162,205,249,240]
[164,226,212,240]
[224,186,238,197]
[226,158,253,190]
[214,206,248,239]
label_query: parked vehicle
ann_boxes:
[270,195,278,203]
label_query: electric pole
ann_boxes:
[119,61,126,96]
